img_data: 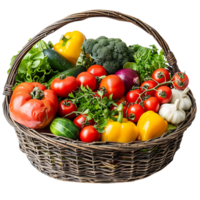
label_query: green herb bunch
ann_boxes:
[68,85,118,133]
[123,44,168,83]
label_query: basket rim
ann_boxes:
[3,9,197,150]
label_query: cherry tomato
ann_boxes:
[77,72,97,91]
[152,68,170,84]
[87,65,107,77]
[100,75,125,100]
[80,125,101,143]
[127,104,144,123]
[140,80,157,97]
[87,65,107,90]
[51,76,78,97]
[143,97,160,112]
[110,102,128,118]
[126,89,142,104]
[73,114,95,130]
[172,72,189,90]
[155,86,172,104]
[58,100,77,119]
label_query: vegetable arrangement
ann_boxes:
[9,30,192,144]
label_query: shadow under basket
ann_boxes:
[3,10,197,183]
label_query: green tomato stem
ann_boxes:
[59,74,66,80]
[62,100,70,106]
[136,80,176,103]
[63,111,83,117]
[30,87,44,100]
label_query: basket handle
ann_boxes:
[7,9,180,90]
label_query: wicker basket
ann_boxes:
[3,10,197,183]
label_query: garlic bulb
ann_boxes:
[170,87,192,110]
[159,99,186,124]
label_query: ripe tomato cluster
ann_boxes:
[50,65,189,143]
[125,69,189,124]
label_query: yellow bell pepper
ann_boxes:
[137,111,168,141]
[101,104,139,143]
[54,30,86,66]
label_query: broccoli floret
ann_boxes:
[96,36,108,42]
[83,36,133,74]
[84,39,97,54]
[98,39,109,46]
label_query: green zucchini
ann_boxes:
[43,48,74,71]
[47,65,86,85]
[50,118,80,140]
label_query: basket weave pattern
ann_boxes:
[3,10,197,183]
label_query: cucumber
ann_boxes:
[44,49,74,72]
[50,118,80,140]
[47,65,86,85]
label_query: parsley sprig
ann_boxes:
[68,85,118,133]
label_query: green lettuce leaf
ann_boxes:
[7,55,18,74]
[8,40,59,90]
[30,40,48,53]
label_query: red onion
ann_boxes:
[115,69,140,93]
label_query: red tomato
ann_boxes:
[100,75,125,100]
[152,68,170,84]
[80,126,100,143]
[51,76,78,97]
[127,104,144,123]
[10,82,58,129]
[140,80,157,97]
[126,89,142,104]
[87,65,107,90]
[143,97,160,112]
[87,65,107,77]
[77,72,97,91]
[110,102,128,118]
[172,72,189,90]
[155,86,172,104]
[73,114,95,130]
[58,100,77,119]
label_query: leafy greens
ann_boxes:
[8,40,58,89]
[123,44,168,83]
[68,85,118,133]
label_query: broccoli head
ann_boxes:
[83,36,134,74]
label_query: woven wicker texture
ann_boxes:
[3,10,197,183]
